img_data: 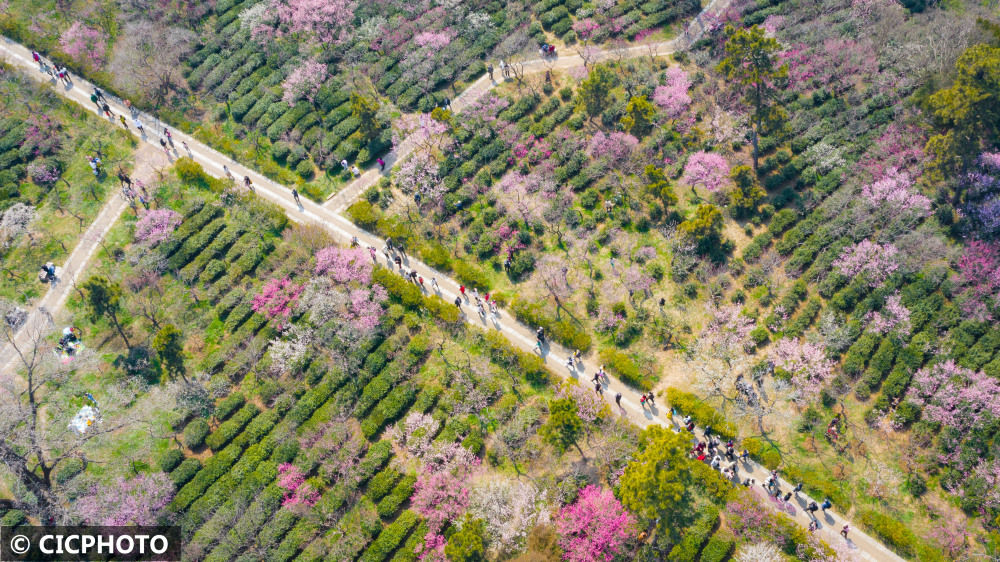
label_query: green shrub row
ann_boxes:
[366,467,403,502]
[183,418,210,449]
[698,529,735,562]
[203,484,283,562]
[205,403,259,451]
[858,509,943,560]
[159,204,222,260]
[160,448,185,473]
[214,392,246,420]
[0,509,26,527]
[668,507,718,561]
[783,297,821,338]
[377,474,417,519]
[362,384,418,440]
[665,387,737,440]
[598,348,651,391]
[170,457,202,488]
[476,330,551,386]
[742,231,773,262]
[359,510,419,562]
[511,299,592,352]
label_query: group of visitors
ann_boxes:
[31,50,70,86]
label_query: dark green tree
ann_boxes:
[82,276,130,348]
[445,516,488,561]
[541,398,584,455]
[619,426,694,528]
[717,25,788,171]
[644,165,678,208]
[577,64,615,121]
[728,165,766,218]
[678,204,725,255]
[153,324,187,382]
[350,92,382,141]
[621,95,657,138]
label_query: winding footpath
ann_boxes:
[1,16,902,561]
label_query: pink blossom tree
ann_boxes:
[907,360,1000,432]
[412,469,471,534]
[860,168,931,223]
[60,22,107,68]
[27,162,60,187]
[394,151,444,208]
[413,31,452,50]
[555,485,636,562]
[277,463,320,507]
[833,239,898,288]
[314,246,372,284]
[955,240,1000,322]
[682,151,731,193]
[864,292,911,338]
[73,473,174,525]
[133,209,181,246]
[588,131,638,165]
[264,0,356,43]
[252,277,304,326]
[653,67,692,120]
[573,19,600,43]
[769,337,834,404]
[281,59,328,104]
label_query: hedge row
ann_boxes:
[359,510,419,562]
[667,507,718,561]
[366,467,403,503]
[159,204,222,260]
[699,529,735,562]
[377,474,417,519]
[598,348,651,391]
[203,483,283,562]
[170,457,202,487]
[214,392,246,420]
[204,403,259,451]
[183,418,210,449]
[511,299,592,352]
[361,384,418,440]
[664,387,737,440]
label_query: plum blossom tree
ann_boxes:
[394,151,444,208]
[133,209,181,246]
[74,473,174,525]
[386,412,439,458]
[467,477,550,556]
[0,203,36,250]
[955,240,1000,322]
[252,277,304,327]
[653,67,692,120]
[734,542,783,562]
[414,31,452,50]
[588,131,638,165]
[864,292,911,338]
[555,485,635,562]
[264,0,356,43]
[833,239,898,288]
[907,360,1000,433]
[59,22,107,68]
[412,470,471,534]
[281,59,328,104]
[298,277,387,341]
[276,463,320,507]
[769,337,834,405]
[860,169,931,222]
[682,152,731,193]
[108,21,195,106]
[314,246,372,284]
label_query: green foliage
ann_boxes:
[214,392,246,420]
[664,388,737,440]
[445,516,488,562]
[621,95,657,137]
[347,200,381,229]
[577,65,616,119]
[728,165,766,217]
[204,404,259,451]
[679,204,725,256]
[699,529,735,562]
[351,93,382,141]
[360,510,418,562]
[175,157,224,192]
[598,348,651,390]
[377,474,417,519]
[511,299,592,351]
[160,448,185,473]
[183,418,210,449]
[0,510,26,527]
[620,425,693,523]
[742,437,781,470]
[858,509,943,560]
[453,260,491,290]
[170,457,202,488]
[366,468,403,502]
[541,398,583,453]
[667,507,718,561]
[153,324,186,380]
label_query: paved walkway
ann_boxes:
[1,17,901,561]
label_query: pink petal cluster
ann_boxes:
[907,360,1000,432]
[253,276,304,325]
[314,246,372,284]
[277,463,320,507]
[769,337,834,403]
[412,470,471,533]
[346,285,388,334]
[269,0,356,43]
[653,67,692,120]
[860,169,931,217]
[74,473,174,525]
[572,19,600,41]
[281,59,328,104]
[682,151,730,192]
[587,132,638,164]
[956,240,1000,323]
[414,31,452,50]
[833,239,898,288]
[555,485,636,562]
[864,292,911,337]
[59,22,107,67]
[133,209,182,246]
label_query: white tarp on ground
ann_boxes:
[68,405,97,434]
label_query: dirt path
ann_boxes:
[0,14,902,559]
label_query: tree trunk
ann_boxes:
[108,311,131,349]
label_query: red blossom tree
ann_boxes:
[252,277,304,326]
[281,59,328,104]
[653,67,692,120]
[682,151,731,193]
[955,240,1000,322]
[555,485,636,562]
[314,246,372,284]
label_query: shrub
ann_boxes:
[598,348,651,390]
[160,449,185,473]
[53,457,85,484]
[667,507,718,561]
[373,268,422,308]
[360,510,419,562]
[205,404,259,451]
[295,159,315,179]
[347,200,381,230]
[511,299,591,351]
[453,261,491,290]
[699,529,735,562]
[170,457,202,487]
[750,326,770,347]
[184,418,211,449]
[377,474,417,519]
[858,509,920,558]
[214,392,245,420]
[366,468,403,502]
[665,388,736,439]
[742,437,781,469]
[0,510,26,527]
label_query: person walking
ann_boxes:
[431,277,439,290]
[592,372,600,385]
[821,498,832,513]
[369,246,377,263]
[93,87,106,103]
[783,491,792,502]
[377,157,385,171]
[351,165,361,177]
[133,117,144,134]
[807,520,817,533]
[807,501,819,516]
[164,128,174,147]
[793,483,803,496]
[117,169,132,188]
[92,92,101,107]
[646,392,655,406]
[243,175,252,190]
[102,103,112,118]
[119,115,128,129]
[594,381,602,396]
[454,296,462,308]
[32,50,41,69]
[159,137,169,153]
[292,188,301,205]
[182,140,189,153]
[615,392,622,408]
[459,285,466,298]
[341,159,349,171]
[487,63,494,81]
[124,99,133,115]
[840,525,849,539]
[639,394,647,409]
[223,165,232,180]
